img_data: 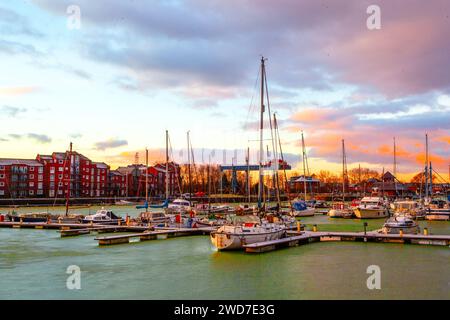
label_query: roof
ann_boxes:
[291,175,320,183]
[0,158,43,166]
[110,170,124,176]
[93,162,109,169]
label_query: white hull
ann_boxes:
[210,229,285,250]
[327,209,353,218]
[425,214,450,221]
[354,208,389,219]
[291,208,315,217]
[381,225,420,234]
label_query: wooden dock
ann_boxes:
[244,231,450,253]
[95,227,216,245]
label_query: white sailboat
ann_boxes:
[210,57,286,250]
[328,139,353,218]
[291,131,315,217]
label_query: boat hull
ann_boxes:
[353,208,389,219]
[291,208,315,217]
[210,229,285,250]
[327,209,353,219]
[381,225,420,234]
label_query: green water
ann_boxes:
[0,206,449,300]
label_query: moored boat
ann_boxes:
[381,215,420,234]
[391,200,426,220]
[291,200,315,217]
[353,197,389,219]
[328,203,353,218]
[82,208,124,225]
[210,215,286,250]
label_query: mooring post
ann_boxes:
[399,229,403,237]
[423,227,428,236]
[363,222,368,235]
[313,224,317,232]
[297,221,301,233]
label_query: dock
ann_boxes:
[95,227,216,245]
[243,230,450,253]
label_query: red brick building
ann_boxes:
[116,162,180,198]
[0,159,44,198]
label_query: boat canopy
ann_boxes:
[292,200,307,211]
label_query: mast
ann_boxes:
[393,137,397,197]
[381,167,385,198]
[145,148,149,208]
[187,131,192,200]
[301,131,307,201]
[246,147,250,204]
[342,139,346,203]
[425,133,429,199]
[165,130,169,200]
[65,142,72,217]
[258,56,265,211]
[273,114,281,208]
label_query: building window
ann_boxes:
[0,182,4,187]
[30,174,34,179]
[58,167,63,172]
[38,183,43,189]
[50,167,55,173]
[38,175,43,181]
[0,174,4,179]
[29,190,34,195]
[0,190,4,196]
[29,182,34,187]
[38,167,43,173]
[30,167,35,172]
[59,160,63,164]
[0,166,4,170]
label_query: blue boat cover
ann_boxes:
[292,200,307,211]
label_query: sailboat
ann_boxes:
[291,132,315,217]
[210,57,286,250]
[328,139,353,218]
[421,134,450,221]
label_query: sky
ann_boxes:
[0,0,449,181]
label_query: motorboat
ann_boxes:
[353,197,389,219]
[391,200,426,220]
[7,212,51,223]
[210,215,286,250]
[291,200,315,217]
[381,215,420,234]
[425,199,450,221]
[327,202,354,218]
[138,211,171,225]
[167,198,192,213]
[82,208,124,225]
[194,203,234,215]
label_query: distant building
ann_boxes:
[371,171,407,196]
[0,159,44,198]
[288,175,321,194]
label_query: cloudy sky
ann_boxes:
[0,0,449,180]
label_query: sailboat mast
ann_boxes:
[187,131,192,199]
[273,114,281,208]
[65,142,72,217]
[393,137,397,196]
[145,148,149,205]
[425,133,429,199]
[258,57,265,210]
[301,131,307,201]
[165,130,169,200]
[247,147,250,204]
[342,139,345,203]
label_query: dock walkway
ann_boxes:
[244,231,450,253]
